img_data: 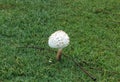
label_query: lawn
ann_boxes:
[0,0,120,82]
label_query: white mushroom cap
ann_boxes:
[48,30,70,49]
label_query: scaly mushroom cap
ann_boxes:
[48,30,70,49]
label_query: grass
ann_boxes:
[0,0,120,81]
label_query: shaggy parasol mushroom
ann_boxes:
[48,30,70,61]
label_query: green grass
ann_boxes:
[0,0,120,81]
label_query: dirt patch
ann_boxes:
[0,4,16,10]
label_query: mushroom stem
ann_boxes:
[56,49,62,61]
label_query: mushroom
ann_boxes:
[48,30,70,61]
